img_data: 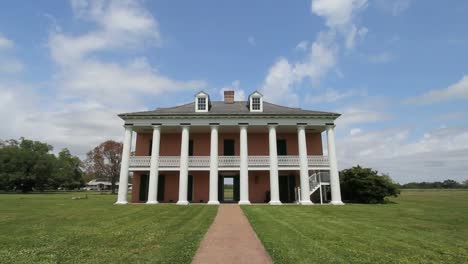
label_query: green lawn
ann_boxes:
[0,192,217,264]
[242,189,468,264]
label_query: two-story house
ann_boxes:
[115,90,344,205]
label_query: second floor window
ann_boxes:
[252,97,261,110]
[197,97,207,111]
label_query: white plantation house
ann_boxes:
[115,90,344,205]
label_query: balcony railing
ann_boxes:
[129,155,329,169]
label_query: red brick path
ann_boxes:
[192,204,272,264]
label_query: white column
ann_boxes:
[239,124,250,205]
[297,125,313,205]
[208,125,220,205]
[268,125,282,205]
[116,125,133,204]
[327,125,344,205]
[146,125,161,204]
[177,125,190,205]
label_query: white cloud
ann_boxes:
[49,0,205,104]
[0,34,14,49]
[335,105,390,127]
[0,33,23,74]
[51,0,160,65]
[368,51,394,63]
[0,0,205,157]
[407,75,468,104]
[305,88,356,103]
[311,0,369,49]
[247,36,256,46]
[219,80,246,101]
[295,40,308,51]
[376,0,411,16]
[260,0,369,106]
[338,126,468,183]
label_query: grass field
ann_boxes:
[0,192,217,263]
[242,189,468,263]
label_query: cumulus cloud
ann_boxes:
[368,51,394,63]
[311,0,368,49]
[407,75,468,105]
[0,0,205,157]
[49,0,205,104]
[260,0,368,105]
[335,105,390,127]
[338,126,468,183]
[375,0,411,16]
[0,34,14,49]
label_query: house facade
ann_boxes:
[115,90,343,205]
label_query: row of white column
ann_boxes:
[116,124,343,205]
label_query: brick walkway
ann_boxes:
[192,204,272,264]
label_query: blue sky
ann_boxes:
[0,0,467,183]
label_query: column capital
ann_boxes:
[238,123,249,128]
[123,124,133,129]
[325,123,336,130]
[297,124,307,130]
[151,123,161,129]
[267,123,278,129]
[209,123,220,128]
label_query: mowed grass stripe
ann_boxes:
[0,193,218,264]
[242,190,468,264]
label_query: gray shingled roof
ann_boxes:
[120,101,340,118]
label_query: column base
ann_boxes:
[330,201,345,205]
[299,200,314,205]
[269,200,282,205]
[146,201,159,205]
[207,201,220,205]
[238,200,251,205]
[114,201,128,205]
[176,201,189,205]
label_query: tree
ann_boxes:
[51,149,84,189]
[0,138,55,192]
[84,140,123,194]
[340,166,400,204]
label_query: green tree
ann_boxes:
[0,138,55,192]
[340,166,400,204]
[51,149,84,190]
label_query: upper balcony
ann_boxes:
[129,155,329,171]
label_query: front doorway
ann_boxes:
[279,175,296,203]
[218,175,240,203]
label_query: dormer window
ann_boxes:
[195,91,210,112]
[197,97,206,111]
[248,91,263,112]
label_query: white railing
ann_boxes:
[129,156,151,167]
[308,156,329,167]
[218,156,240,168]
[248,156,270,167]
[159,156,180,168]
[129,155,329,168]
[309,171,331,195]
[189,156,210,168]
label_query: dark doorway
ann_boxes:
[187,175,194,202]
[139,174,149,202]
[157,175,165,202]
[277,139,287,155]
[218,175,240,202]
[189,140,194,156]
[279,175,296,203]
[224,139,235,156]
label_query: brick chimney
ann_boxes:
[224,90,234,103]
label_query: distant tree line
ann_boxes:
[0,138,83,192]
[0,138,123,193]
[399,180,468,189]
